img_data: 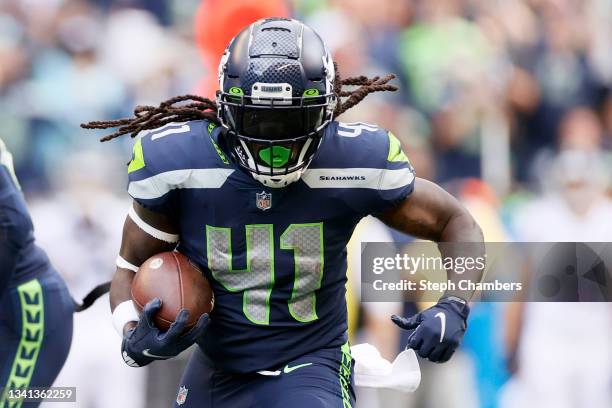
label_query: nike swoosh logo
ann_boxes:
[142,349,171,359]
[435,312,446,343]
[283,363,312,374]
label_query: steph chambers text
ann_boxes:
[371,279,522,293]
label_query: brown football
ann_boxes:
[131,252,213,331]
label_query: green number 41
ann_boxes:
[206,223,324,325]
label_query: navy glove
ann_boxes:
[121,298,209,367]
[391,296,469,363]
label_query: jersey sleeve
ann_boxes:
[366,129,416,215]
[126,120,232,219]
[306,122,416,216]
[126,133,179,217]
[352,125,415,216]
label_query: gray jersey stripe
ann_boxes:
[128,168,235,199]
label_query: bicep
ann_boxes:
[377,177,465,241]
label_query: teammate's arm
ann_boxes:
[377,177,484,363]
[0,199,30,299]
[111,202,209,367]
[0,141,30,299]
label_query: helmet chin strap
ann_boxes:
[253,170,305,188]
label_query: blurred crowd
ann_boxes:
[1,0,610,191]
[2,0,610,407]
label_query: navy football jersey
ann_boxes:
[127,120,415,373]
[0,140,52,297]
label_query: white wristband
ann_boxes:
[116,255,139,272]
[112,300,140,337]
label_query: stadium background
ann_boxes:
[1,0,611,407]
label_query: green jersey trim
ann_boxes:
[128,138,146,174]
[0,279,44,408]
[339,341,353,408]
[387,132,410,163]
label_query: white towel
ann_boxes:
[350,343,421,392]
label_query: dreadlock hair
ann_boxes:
[81,62,398,142]
[81,94,220,142]
[332,62,398,116]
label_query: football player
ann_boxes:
[0,139,74,408]
[84,18,484,407]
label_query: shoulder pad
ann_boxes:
[126,121,234,207]
[315,121,412,170]
[127,120,227,178]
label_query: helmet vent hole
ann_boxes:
[261,27,290,32]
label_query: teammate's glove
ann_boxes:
[121,298,209,367]
[391,296,469,363]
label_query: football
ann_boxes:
[131,252,213,331]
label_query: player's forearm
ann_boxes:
[111,203,178,334]
[112,206,177,309]
[109,239,169,333]
[439,206,483,243]
[378,178,485,302]
[110,267,138,334]
[438,207,485,301]
[110,268,136,311]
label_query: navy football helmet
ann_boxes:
[217,18,336,187]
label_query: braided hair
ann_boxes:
[81,62,398,142]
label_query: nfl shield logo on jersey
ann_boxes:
[176,386,188,406]
[256,191,272,211]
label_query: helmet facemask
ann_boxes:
[217,87,336,188]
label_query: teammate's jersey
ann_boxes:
[127,120,415,373]
[0,140,53,296]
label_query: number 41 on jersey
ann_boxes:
[207,223,324,325]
